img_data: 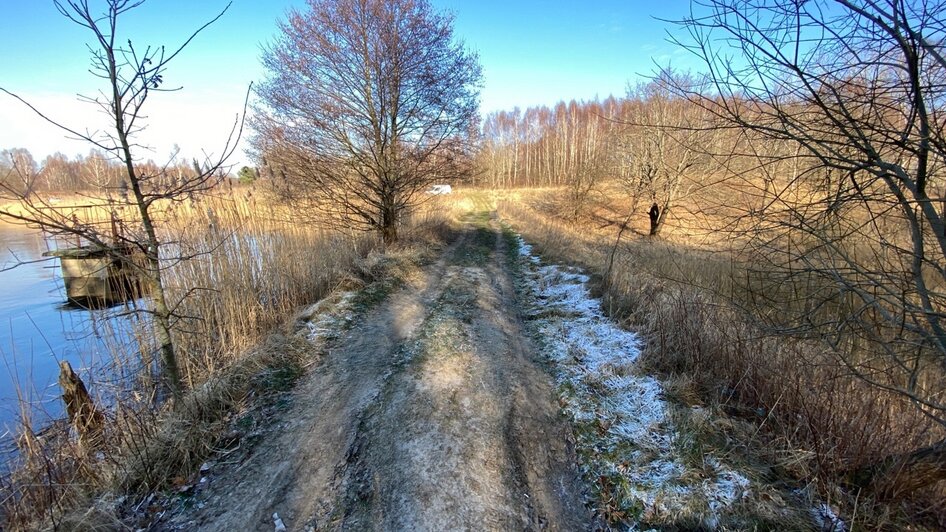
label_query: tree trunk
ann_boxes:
[105,38,182,400]
[648,202,661,236]
[59,361,104,449]
[380,201,398,245]
[382,224,398,245]
[846,438,946,499]
[147,257,183,399]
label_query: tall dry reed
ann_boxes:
[161,192,372,382]
[0,188,391,529]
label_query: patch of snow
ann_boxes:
[306,292,356,342]
[515,235,541,263]
[273,512,287,532]
[705,465,751,515]
[514,233,752,528]
[812,503,847,531]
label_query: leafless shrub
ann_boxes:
[667,0,946,495]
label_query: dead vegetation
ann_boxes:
[497,188,946,529]
[2,1,944,528]
[0,192,461,530]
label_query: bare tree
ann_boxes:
[478,98,628,194]
[253,0,482,244]
[564,101,618,220]
[622,72,716,236]
[0,148,40,198]
[39,152,83,192]
[0,0,245,399]
[81,149,125,189]
[675,0,946,495]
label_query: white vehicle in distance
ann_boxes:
[427,184,453,195]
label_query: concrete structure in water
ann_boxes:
[43,245,145,304]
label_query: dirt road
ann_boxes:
[169,220,592,531]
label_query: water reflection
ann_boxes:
[0,222,142,447]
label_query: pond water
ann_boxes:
[0,223,134,450]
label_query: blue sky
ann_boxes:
[0,0,696,166]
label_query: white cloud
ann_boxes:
[0,87,254,168]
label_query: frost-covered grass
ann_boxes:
[304,291,357,343]
[812,502,846,532]
[496,195,946,529]
[516,235,757,529]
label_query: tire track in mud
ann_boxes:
[168,222,591,531]
[335,226,589,530]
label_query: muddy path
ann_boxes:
[167,219,591,531]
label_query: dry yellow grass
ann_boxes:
[0,187,466,530]
[495,185,946,529]
[5,184,941,528]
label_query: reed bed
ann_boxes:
[496,188,946,528]
[0,188,466,530]
[161,192,373,382]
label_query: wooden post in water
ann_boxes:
[58,360,104,449]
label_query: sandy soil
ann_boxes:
[165,222,591,531]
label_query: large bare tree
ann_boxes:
[622,72,717,236]
[0,0,244,398]
[253,0,482,244]
[675,0,946,495]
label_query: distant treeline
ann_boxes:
[478,97,630,189]
[0,148,249,196]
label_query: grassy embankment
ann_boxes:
[4,185,943,529]
[0,189,465,530]
[492,186,946,530]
